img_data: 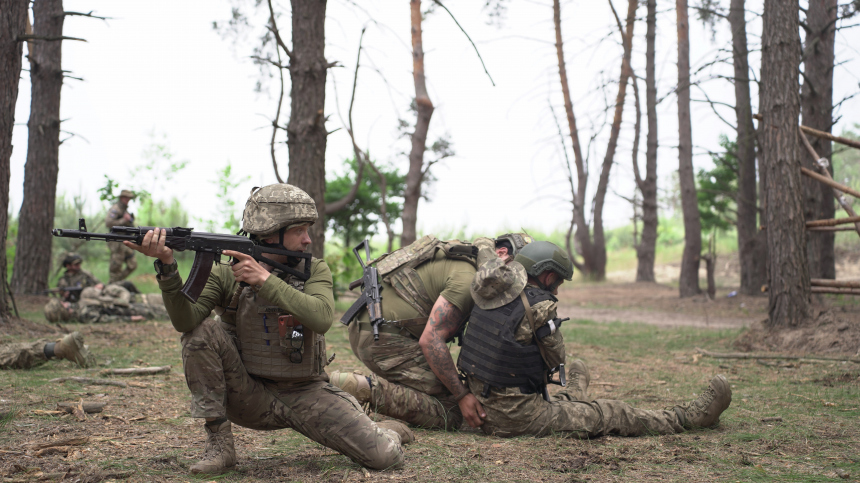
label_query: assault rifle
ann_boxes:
[41,286,85,302]
[339,239,386,341]
[52,218,312,303]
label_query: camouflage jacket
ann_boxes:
[105,202,133,229]
[57,269,101,291]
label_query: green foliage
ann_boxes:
[201,162,250,234]
[325,157,406,247]
[696,135,738,233]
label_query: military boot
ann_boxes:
[190,420,237,475]
[376,420,416,444]
[674,375,732,429]
[52,332,91,368]
[566,359,590,401]
[329,370,372,404]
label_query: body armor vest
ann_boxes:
[458,287,555,391]
[234,259,327,381]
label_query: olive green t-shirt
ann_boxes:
[158,258,334,334]
[360,250,477,322]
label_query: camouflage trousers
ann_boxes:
[348,322,462,430]
[466,376,684,438]
[108,241,137,283]
[181,319,404,470]
[0,340,49,370]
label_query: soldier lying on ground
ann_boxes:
[0,332,90,369]
[124,183,409,475]
[457,240,732,438]
[330,233,532,430]
[43,283,166,323]
[105,189,138,283]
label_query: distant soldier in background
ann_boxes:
[0,332,91,369]
[44,283,167,324]
[55,253,103,302]
[106,190,138,283]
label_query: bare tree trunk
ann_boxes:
[11,0,64,295]
[400,0,434,248]
[676,0,702,297]
[286,0,327,258]
[636,0,659,283]
[761,0,811,327]
[801,0,837,280]
[1,0,28,318]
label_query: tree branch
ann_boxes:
[266,0,293,59]
[63,11,110,20]
[431,0,495,86]
[17,35,86,42]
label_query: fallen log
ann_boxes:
[811,287,860,296]
[100,365,171,376]
[811,279,860,289]
[31,436,88,451]
[806,215,860,228]
[57,401,107,414]
[49,377,127,388]
[695,347,860,364]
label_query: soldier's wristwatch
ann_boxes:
[153,259,179,280]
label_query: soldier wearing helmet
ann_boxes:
[457,240,733,439]
[105,190,138,283]
[124,183,407,476]
[56,253,103,301]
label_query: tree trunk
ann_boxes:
[801,0,837,280]
[761,0,811,327]
[592,0,638,281]
[730,0,766,295]
[400,0,434,248]
[0,0,28,317]
[636,0,659,283]
[676,0,702,297]
[11,0,64,295]
[286,0,327,258]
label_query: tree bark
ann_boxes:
[636,0,659,283]
[286,0,327,258]
[761,0,811,327]
[800,0,837,279]
[400,0,434,248]
[676,0,702,297]
[11,0,64,295]
[0,0,28,317]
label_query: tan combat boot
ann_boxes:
[376,420,415,445]
[329,370,372,403]
[190,420,237,475]
[52,332,91,368]
[675,375,732,429]
[566,359,590,401]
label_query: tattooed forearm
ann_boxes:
[419,297,467,396]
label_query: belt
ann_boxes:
[357,317,428,337]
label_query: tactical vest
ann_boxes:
[457,287,555,391]
[233,259,327,382]
[365,235,477,337]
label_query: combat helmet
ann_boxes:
[62,253,83,268]
[241,184,317,238]
[44,299,73,323]
[495,233,534,258]
[514,241,574,289]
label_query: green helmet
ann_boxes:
[495,232,534,258]
[241,184,318,237]
[62,253,83,267]
[514,241,574,281]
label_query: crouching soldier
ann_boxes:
[457,240,732,438]
[124,183,407,475]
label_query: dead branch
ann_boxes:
[631,74,643,190]
[811,287,860,296]
[806,215,860,227]
[801,165,860,202]
[754,113,860,150]
[57,401,107,414]
[695,347,860,364]
[49,377,127,387]
[16,35,86,42]
[266,0,293,59]
[808,226,855,232]
[811,279,860,288]
[431,0,495,86]
[63,11,110,20]
[760,417,783,423]
[31,437,88,451]
[100,365,171,376]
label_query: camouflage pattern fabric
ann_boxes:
[241,184,318,236]
[71,285,166,323]
[56,269,101,291]
[470,256,527,310]
[182,318,404,470]
[0,340,49,370]
[108,242,137,283]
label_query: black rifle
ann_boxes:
[41,286,85,302]
[339,240,386,340]
[52,218,312,303]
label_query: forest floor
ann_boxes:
[2,255,860,482]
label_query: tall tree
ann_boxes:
[400,0,433,247]
[1,0,28,318]
[11,0,65,295]
[800,0,837,280]
[635,0,659,282]
[761,0,811,327]
[730,0,767,294]
[676,0,702,297]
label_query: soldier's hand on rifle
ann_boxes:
[223,250,270,288]
[124,228,174,264]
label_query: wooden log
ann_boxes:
[100,365,171,376]
[808,226,855,232]
[57,401,107,414]
[811,286,860,296]
[49,377,128,387]
[811,279,860,289]
[31,436,88,451]
[806,215,860,227]
[695,347,860,364]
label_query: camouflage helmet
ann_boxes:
[44,299,73,323]
[514,241,574,282]
[241,184,318,237]
[495,232,534,258]
[62,252,83,267]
